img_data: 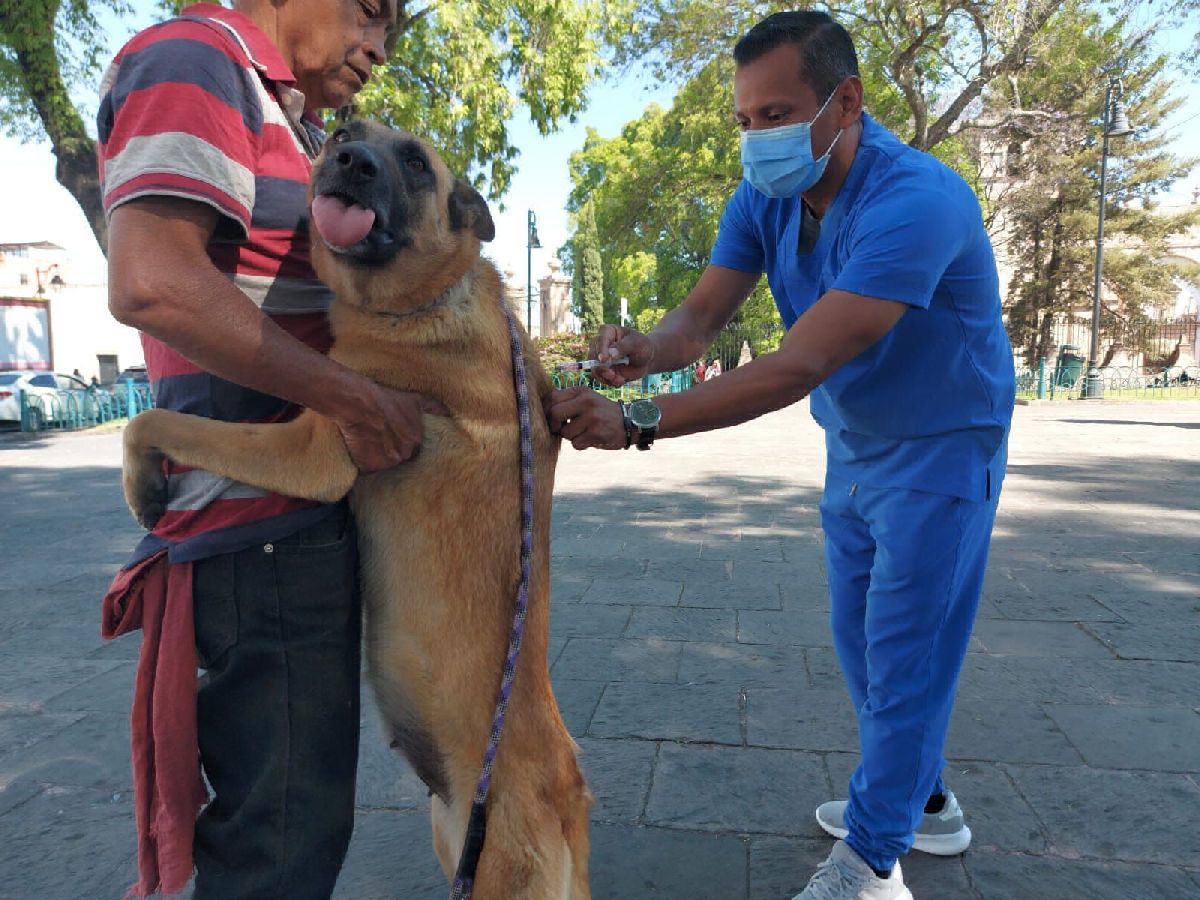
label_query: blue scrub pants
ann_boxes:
[820,469,1003,873]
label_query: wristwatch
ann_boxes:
[617,400,634,449]
[627,398,662,451]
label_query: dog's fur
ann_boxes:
[122,121,591,899]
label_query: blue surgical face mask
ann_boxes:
[740,88,844,198]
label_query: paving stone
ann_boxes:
[745,688,858,753]
[645,558,734,582]
[44,662,135,714]
[1068,659,1200,706]
[551,638,681,683]
[965,850,1200,900]
[737,610,834,647]
[680,580,782,610]
[623,537,704,561]
[556,556,646,581]
[355,704,435,811]
[549,603,632,639]
[331,809,447,900]
[1005,764,1200,866]
[0,775,41,817]
[589,682,742,745]
[0,712,132,793]
[803,647,846,692]
[645,743,828,836]
[988,591,1124,622]
[550,679,606,737]
[970,620,1112,658]
[749,836,977,900]
[945,699,1083,765]
[625,607,736,642]
[677,642,809,690]
[0,710,83,760]
[0,785,137,899]
[1044,705,1200,772]
[551,536,627,559]
[0,618,110,660]
[550,571,594,603]
[576,737,658,823]
[945,760,1050,854]
[748,835,843,899]
[701,537,785,562]
[581,577,682,607]
[589,823,748,899]
[0,657,121,710]
[1082,621,1200,661]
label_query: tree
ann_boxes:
[0,0,632,252]
[989,2,1199,366]
[568,199,607,330]
[567,0,1196,364]
[0,0,126,251]
[567,1,1073,326]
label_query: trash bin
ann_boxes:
[1054,344,1084,388]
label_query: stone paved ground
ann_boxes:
[0,400,1197,899]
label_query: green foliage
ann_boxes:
[351,0,630,199]
[534,331,589,368]
[1,0,636,248]
[569,199,607,330]
[992,2,1200,365]
[568,0,1196,368]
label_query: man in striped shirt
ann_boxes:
[100,1,411,895]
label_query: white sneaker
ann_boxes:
[814,789,972,856]
[792,840,912,900]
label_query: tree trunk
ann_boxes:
[1,0,107,253]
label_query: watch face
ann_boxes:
[628,399,662,429]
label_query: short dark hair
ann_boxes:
[733,11,859,99]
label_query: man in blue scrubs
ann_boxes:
[547,10,1015,900]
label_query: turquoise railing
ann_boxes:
[18,383,155,433]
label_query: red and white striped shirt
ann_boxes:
[98,3,336,562]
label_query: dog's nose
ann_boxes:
[333,143,381,183]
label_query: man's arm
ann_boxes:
[589,265,760,385]
[549,288,907,449]
[108,196,439,472]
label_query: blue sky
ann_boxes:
[0,4,1195,288]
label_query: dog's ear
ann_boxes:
[448,179,495,243]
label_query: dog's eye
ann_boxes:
[332,129,350,144]
[407,157,427,173]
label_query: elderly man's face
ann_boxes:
[284,0,395,111]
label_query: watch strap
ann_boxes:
[618,400,634,450]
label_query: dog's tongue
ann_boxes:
[311,195,376,248]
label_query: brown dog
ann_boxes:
[122,120,591,899]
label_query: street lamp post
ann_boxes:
[1084,78,1132,399]
[526,210,541,335]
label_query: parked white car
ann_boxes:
[0,371,92,425]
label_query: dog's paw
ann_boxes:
[123,416,169,530]
[123,448,168,530]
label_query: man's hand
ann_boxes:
[547,386,628,450]
[333,376,449,473]
[589,325,655,387]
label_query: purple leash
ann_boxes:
[449,298,536,900]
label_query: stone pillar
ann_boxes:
[538,258,576,336]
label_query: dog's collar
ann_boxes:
[363,267,476,321]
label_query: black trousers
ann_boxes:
[190,505,361,900]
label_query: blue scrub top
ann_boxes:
[711,112,1015,501]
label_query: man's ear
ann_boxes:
[448,179,496,242]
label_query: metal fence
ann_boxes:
[1015,360,1200,401]
[17,382,155,433]
[551,367,696,399]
